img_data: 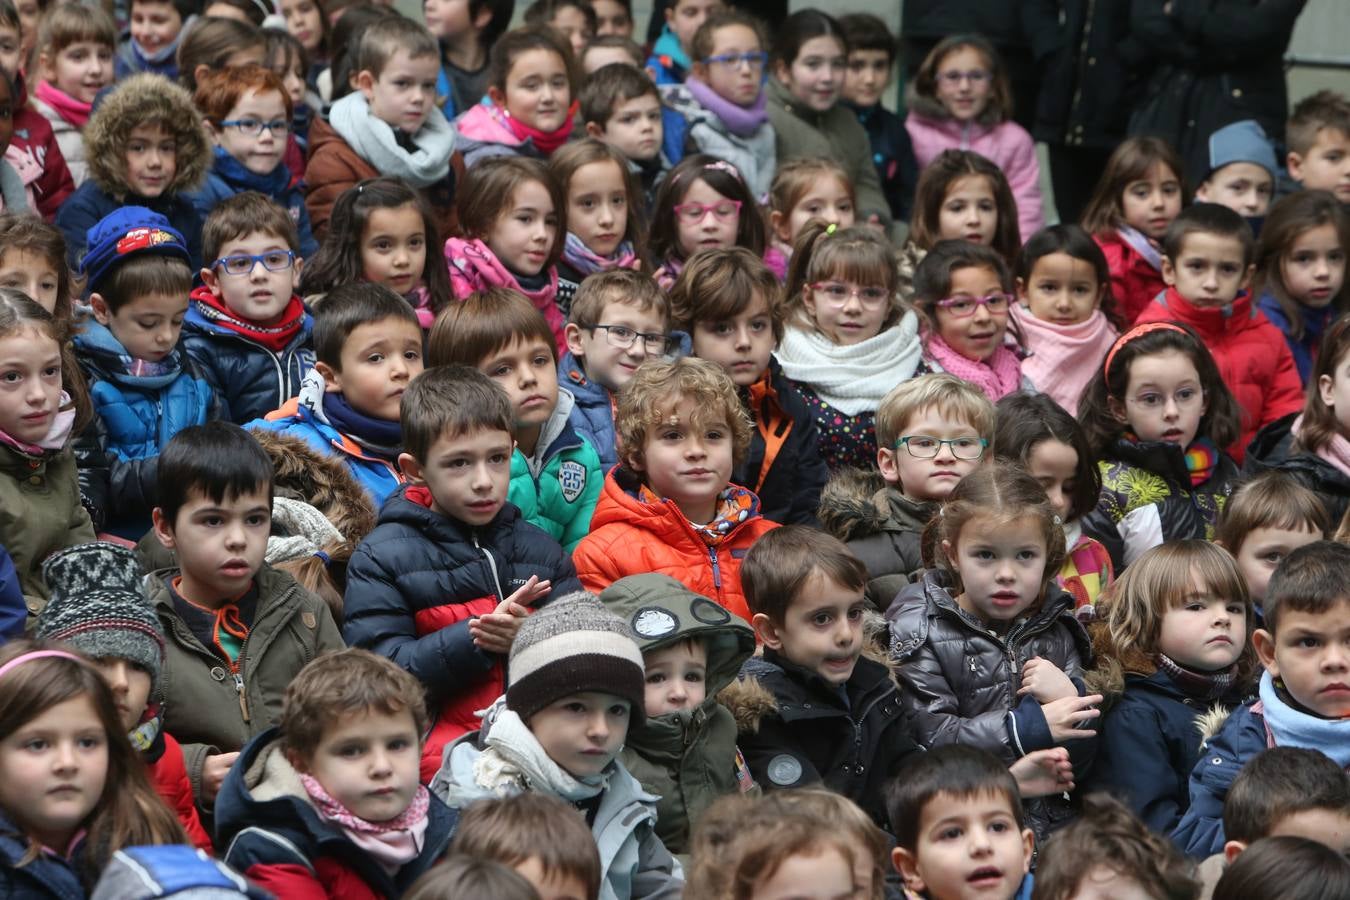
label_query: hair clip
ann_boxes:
[313,549,331,565]
[1052,514,1063,527]
[825,223,837,236]
[703,160,743,182]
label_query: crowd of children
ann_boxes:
[0,1,1349,898]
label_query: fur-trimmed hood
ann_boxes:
[248,427,377,546]
[85,73,211,198]
[716,675,778,735]
[817,467,887,543]
[1084,622,1158,705]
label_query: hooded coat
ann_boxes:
[1169,702,1270,858]
[507,388,602,552]
[10,72,76,221]
[190,147,319,259]
[1093,230,1166,327]
[1243,412,1350,527]
[818,468,933,611]
[0,442,95,618]
[0,807,88,899]
[559,349,619,471]
[249,427,378,547]
[661,83,776,200]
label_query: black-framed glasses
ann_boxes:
[895,435,988,460]
[218,117,291,138]
[702,51,768,70]
[212,250,296,276]
[585,323,671,355]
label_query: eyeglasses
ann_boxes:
[702,51,768,71]
[895,435,988,460]
[673,200,742,224]
[218,117,291,138]
[212,250,296,276]
[935,293,1013,318]
[1124,387,1205,411]
[810,281,891,309]
[585,323,671,355]
[936,69,991,86]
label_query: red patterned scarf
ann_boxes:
[190,286,305,353]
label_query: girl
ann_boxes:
[455,26,577,167]
[174,16,265,94]
[764,157,856,281]
[1009,224,1119,415]
[1253,190,1350,383]
[994,391,1113,622]
[279,0,329,74]
[913,238,1030,403]
[905,34,1044,241]
[1081,136,1186,326]
[446,156,567,351]
[301,176,450,328]
[30,3,116,187]
[776,220,922,471]
[765,9,890,228]
[664,10,776,201]
[1084,541,1254,834]
[262,27,320,166]
[546,138,645,317]
[1079,322,1242,570]
[522,0,593,59]
[649,153,764,290]
[888,461,1098,840]
[0,641,186,895]
[0,212,71,320]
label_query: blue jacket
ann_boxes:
[188,148,318,260]
[0,544,22,642]
[0,808,86,899]
[558,350,617,470]
[507,388,601,553]
[55,179,203,271]
[1257,288,1333,385]
[1170,702,1269,858]
[646,27,688,86]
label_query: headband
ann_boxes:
[1103,322,1188,381]
[0,650,84,682]
[670,159,744,189]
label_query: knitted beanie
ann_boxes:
[36,542,165,695]
[80,206,191,298]
[265,496,344,564]
[506,591,646,725]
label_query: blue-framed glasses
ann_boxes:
[212,250,296,276]
[702,51,768,70]
[218,117,291,138]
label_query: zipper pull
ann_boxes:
[234,672,250,723]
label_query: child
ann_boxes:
[429,592,685,899]
[148,422,344,809]
[1079,322,1243,570]
[1084,541,1253,834]
[192,64,319,260]
[725,525,921,830]
[582,34,640,73]
[215,649,455,897]
[820,373,993,610]
[30,4,115,187]
[905,35,1043,241]
[0,212,70,317]
[646,0,720,86]
[426,288,602,552]
[600,573,757,856]
[405,857,542,899]
[455,26,577,166]
[1286,90,1350,204]
[54,72,211,270]
[670,246,828,526]
[279,0,328,75]
[1215,471,1329,614]
[766,9,890,228]
[117,0,196,79]
[35,542,212,850]
[1195,120,1279,220]
[662,11,775,201]
[914,239,1030,403]
[446,156,568,352]
[175,16,265,95]
[571,357,778,621]
[648,153,764,289]
[888,745,1034,900]
[1009,224,1119,416]
[559,268,670,470]
[71,207,213,540]
[1172,540,1350,858]
[522,0,593,59]
[263,28,318,174]
[253,283,422,508]
[994,391,1113,621]
[0,71,25,213]
[1081,136,1186,326]
[592,0,630,38]
[448,793,602,900]
[579,61,675,203]
[1213,836,1350,900]
[341,365,579,779]
[0,642,186,896]
[763,157,856,280]
[1253,190,1350,383]
[424,0,510,119]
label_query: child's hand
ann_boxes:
[1042,693,1102,743]
[1008,747,1074,798]
[202,751,240,803]
[470,578,548,654]
[502,576,550,612]
[1018,657,1077,703]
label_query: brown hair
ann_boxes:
[993,391,1099,523]
[689,9,766,68]
[764,790,887,900]
[910,34,1012,125]
[669,246,783,340]
[271,540,350,625]
[487,25,577,98]
[768,157,855,233]
[649,154,766,266]
[1287,90,1350,157]
[281,648,427,762]
[614,357,752,471]
[35,2,114,63]
[404,856,543,900]
[1213,836,1350,900]
[1252,190,1350,342]
[582,34,643,68]
[0,287,91,433]
[578,59,657,125]
[567,267,668,328]
[401,365,515,462]
[909,239,1017,346]
[1081,136,1186,236]
[0,212,75,324]
[784,220,901,333]
[194,63,293,124]
[457,156,567,271]
[1297,315,1350,455]
[547,138,648,265]
[450,793,602,897]
[176,16,265,93]
[428,287,558,368]
[909,150,1020,265]
[741,525,867,625]
[94,255,193,314]
[202,191,302,263]
[1224,746,1350,845]
[1262,540,1350,636]
[354,14,438,77]
[879,373,995,454]
[1216,470,1330,555]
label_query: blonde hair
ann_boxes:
[768,157,855,226]
[567,268,669,328]
[876,373,995,452]
[783,220,901,333]
[1216,470,1330,556]
[615,357,752,471]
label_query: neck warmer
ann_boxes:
[500,101,577,156]
[1010,304,1117,416]
[1259,670,1350,766]
[1183,437,1220,486]
[561,232,638,277]
[0,391,75,456]
[924,333,1023,402]
[76,319,184,387]
[1156,653,1237,702]
[445,237,564,350]
[684,76,768,138]
[472,706,610,801]
[322,392,402,461]
[1292,413,1350,478]
[328,91,456,188]
[775,314,923,416]
[1117,225,1163,272]
[639,483,758,540]
[35,80,92,129]
[212,146,291,197]
[190,286,305,353]
[300,772,430,873]
[128,702,162,754]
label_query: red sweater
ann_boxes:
[1096,230,1166,326]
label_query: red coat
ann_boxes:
[11,78,75,221]
[573,467,778,622]
[145,730,213,853]
[1096,231,1166,326]
[1134,287,1304,462]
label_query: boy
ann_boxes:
[560,268,672,470]
[1286,89,1350,204]
[601,572,758,856]
[1195,119,1279,220]
[582,34,643,74]
[305,16,461,240]
[581,61,682,201]
[0,0,74,221]
[646,0,721,85]
[215,649,456,896]
[725,525,920,831]
[819,374,993,609]
[428,288,602,552]
[71,207,214,540]
[429,591,684,899]
[148,421,344,810]
[670,248,828,527]
[1134,203,1303,459]
[117,0,195,79]
[1215,470,1329,614]
[342,365,580,779]
[571,357,778,622]
[183,191,315,426]
[423,0,511,119]
[450,793,602,900]
[1172,540,1350,858]
[253,282,422,508]
[888,745,1035,900]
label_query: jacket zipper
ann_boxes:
[234,672,250,723]
[474,532,506,604]
[708,547,722,594]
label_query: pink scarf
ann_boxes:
[35,81,92,129]
[0,391,75,456]
[300,772,430,874]
[924,334,1023,402]
[1292,414,1350,478]
[444,236,565,353]
[1010,305,1117,416]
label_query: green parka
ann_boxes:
[0,443,95,618]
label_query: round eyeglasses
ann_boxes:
[585,323,672,355]
[811,281,892,309]
[895,435,988,460]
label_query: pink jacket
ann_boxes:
[444,236,566,354]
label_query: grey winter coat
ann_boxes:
[662,84,776,200]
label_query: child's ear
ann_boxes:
[644,65,658,83]
[355,68,376,100]
[1252,627,1280,676]
[284,748,310,774]
[1224,839,1248,864]
[876,447,901,486]
[890,846,924,893]
[1014,275,1027,301]
[751,612,783,650]
[1241,262,1255,291]
[564,322,587,357]
[194,63,212,88]
[88,293,113,325]
[1107,394,1128,424]
[37,50,54,82]
[1019,827,1035,874]
[1195,180,1212,202]
[1287,150,1305,183]
[1320,373,1337,409]
[941,538,957,570]
[199,266,222,295]
[584,120,605,139]
[487,84,507,109]
[1160,255,1177,286]
[773,59,790,84]
[314,360,342,390]
[398,451,424,483]
[471,3,493,29]
[768,208,789,243]
[151,508,177,550]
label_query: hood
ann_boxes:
[716,674,779,734]
[210,146,292,196]
[1242,412,1348,488]
[524,387,578,477]
[817,467,887,541]
[453,102,525,147]
[376,482,519,539]
[588,465,759,543]
[558,350,610,406]
[248,426,377,545]
[73,317,185,385]
[1150,287,1258,341]
[651,26,690,72]
[85,73,210,198]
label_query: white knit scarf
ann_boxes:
[328,92,457,188]
[472,707,610,802]
[774,312,924,415]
